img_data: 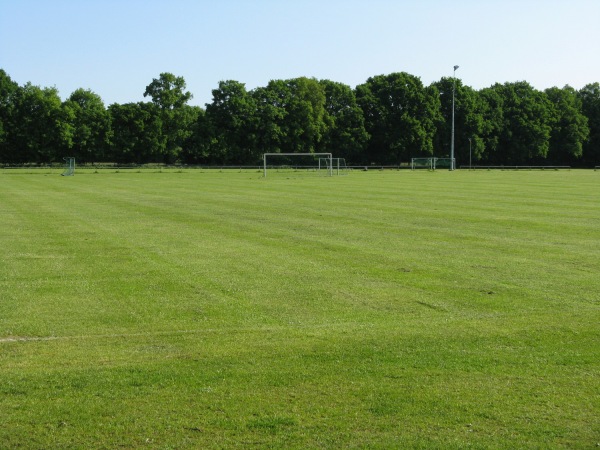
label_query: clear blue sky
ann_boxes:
[1,0,598,107]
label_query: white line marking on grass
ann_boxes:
[0,336,61,343]
[0,330,206,343]
[0,324,347,344]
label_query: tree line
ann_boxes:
[1,69,599,167]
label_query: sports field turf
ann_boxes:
[1,169,599,448]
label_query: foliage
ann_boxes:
[63,89,111,163]
[477,86,505,164]
[356,72,441,163]
[485,82,555,165]
[143,73,195,163]
[179,108,214,164]
[108,102,165,163]
[0,69,599,166]
[143,72,192,110]
[0,70,19,162]
[318,79,369,162]
[432,78,486,163]
[205,80,258,164]
[579,82,600,165]
[7,83,71,163]
[250,84,287,155]
[258,77,328,155]
[545,86,589,165]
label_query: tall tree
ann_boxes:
[356,72,441,164]
[483,82,554,165]
[249,77,328,157]
[250,84,286,155]
[579,83,600,166]
[143,73,194,162]
[143,72,192,110]
[477,86,505,164]
[545,86,589,165]
[180,108,213,164]
[318,79,369,163]
[432,78,486,165]
[108,102,165,164]
[287,77,328,154]
[268,77,327,154]
[175,104,202,161]
[206,80,258,164]
[0,69,19,163]
[9,83,72,163]
[63,89,111,162]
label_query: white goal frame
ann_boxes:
[319,157,349,176]
[61,157,75,176]
[263,153,332,177]
[411,157,455,171]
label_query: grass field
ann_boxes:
[1,169,599,448]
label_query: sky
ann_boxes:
[1,0,599,108]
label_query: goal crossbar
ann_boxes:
[319,157,348,175]
[263,153,332,177]
[411,157,455,171]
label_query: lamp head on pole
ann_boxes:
[454,65,459,71]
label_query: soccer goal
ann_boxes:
[263,153,333,177]
[433,158,455,170]
[411,157,433,170]
[61,157,75,176]
[319,157,349,176]
[411,157,455,171]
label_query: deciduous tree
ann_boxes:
[180,108,213,164]
[63,89,111,163]
[579,83,600,166]
[206,80,258,164]
[545,86,589,165]
[144,73,194,162]
[432,78,486,164]
[318,79,368,163]
[108,102,165,163]
[250,85,286,155]
[483,82,554,165]
[10,83,71,163]
[267,77,327,154]
[356,72,441,164]
[0,70,19,163]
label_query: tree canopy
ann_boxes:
[0,69,598,167]
[356,72,441,163]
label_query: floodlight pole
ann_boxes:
[450,65,459,171]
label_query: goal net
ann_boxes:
[411,157,455,170]
[433,158,455,170]
[61,157,75,176]
[319,157,349,176]
[411,157,433,170]
[263,153,333,177]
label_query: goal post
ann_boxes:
[61,157,75,176]
[319,157,349,175]
[411,157,455,171]
[433,158,455,170]
[263,153,332,177]
[411,157,433,170]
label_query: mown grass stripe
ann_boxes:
[1,170,599,448]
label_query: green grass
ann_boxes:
[1,170,599,448]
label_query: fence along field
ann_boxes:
[0,170,599,448]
